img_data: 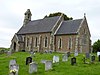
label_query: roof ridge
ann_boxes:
[63,18,83,22]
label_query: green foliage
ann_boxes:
[92,39,100,52]
[44,12,73,20]
[0,47,10,51]
[0,52,100,75]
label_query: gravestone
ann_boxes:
[71,57,76,65]
[9,64,19,75]
[7,51,11,56]
[30,51,35,57]
[91,55,95,62]
[53,55,59,63]
[26,57,32,65]
[49,50,53,53]
[45,60,52,71]
[62,54,68,61]
[85,53,90,58]
[41,60,46,64]
[99,55,100,61]
[21,50,25,52]
[9,60,17,68]
[74,50,78,56]
[29,62,37,73]
[67,52,70,57]
[44,50,48,53]
[97,52,100,57]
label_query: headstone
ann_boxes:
[29,62,37,73]
[30,51,35,57]
[85,53,90,58]
[99,55,100,61]
[71,57,76,65]
[91,55,95,62]
[67,52,70,57]
[26,57,32,65]
[45,60,52,71]
[74,50,78,56]
[97,52,100,57]
[49,50,53,54]
[22,50,25,52]
[9,60,17,68]
[9,64,19,75]
[53,55,59,63]
[62,54,68,61]
[7,51,11,56]
[44,50,48,53]
[41,60,46,64]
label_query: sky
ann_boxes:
[0,0,100,48]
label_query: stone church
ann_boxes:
[10,9,91,53]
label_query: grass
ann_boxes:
[0,52,100,75]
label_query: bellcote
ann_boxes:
[23,9,32,26]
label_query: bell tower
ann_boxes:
[23,9,32,26]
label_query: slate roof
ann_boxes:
[17,16,60,34]
[56,19,83,35]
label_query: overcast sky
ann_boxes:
[0,0,100,48]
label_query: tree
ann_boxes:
[44,12,73,20]
[92,39,100,52]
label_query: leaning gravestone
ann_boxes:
[29,62,37,73]
[71,57,76,65]
[74,50,78,56]
[85,53,90,58]
[9,60,17,68]
[9,64,19,75]
[62,54,68,61]
[53,55,59,63]
[45,60,52,71]
[26,57,32,65]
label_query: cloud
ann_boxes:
[0,0,100,47]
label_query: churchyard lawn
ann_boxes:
[0,52,100,75]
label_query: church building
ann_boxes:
[10,9,91,53]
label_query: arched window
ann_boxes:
[35,37,38,47]
[58,38,62,49]
[27,38,29,47]
[68,37,72,50]
[44,37,48,47]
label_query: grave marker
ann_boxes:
[74,50,78,56]
[91,55,95,62]
[53,55,59,63]
[9,60,17,68]
[9,64,19,75]
[7,51,11,56]
[67,52,70,57]
[62,54,68,61]
[41,60,46,64]
[29,62,37,73]
[85,53,90,58]
[71,57,76,65]
[45,60,52,71]
[26,57,32,65]
[97,52,100,57]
